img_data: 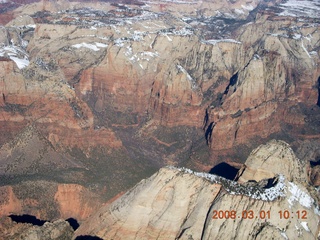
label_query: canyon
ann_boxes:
[0,0,319,239]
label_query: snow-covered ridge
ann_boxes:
[168,166,286,201]
[167,166,319,214]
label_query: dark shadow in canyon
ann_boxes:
[310,160,320,167]
[205,122,215,145]
[9,214,47,226]
[66,217,80,231]
[75,236,103,240]
[224,72,238,95]
[263,177,278,189]
[209,162,239,180]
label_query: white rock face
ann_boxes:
[238,140,306,183]
[74,140,320,240]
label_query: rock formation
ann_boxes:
[0,217,74,240]
[0,0,319,237]
[74,140,320,240]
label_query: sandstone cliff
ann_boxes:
[0,0,319,231]
[74,140,320,240]
[3,0,317,169]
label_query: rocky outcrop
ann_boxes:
[0,181,103,222]
[0,217,74,240]
[74,140,320,240]
[237,140,306,183]
[17,219,74,240]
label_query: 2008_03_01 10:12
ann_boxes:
[212,210,308,220]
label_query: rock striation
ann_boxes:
[0,0,319,167]
[74,140,320,240]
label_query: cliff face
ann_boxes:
[4,0,317,167]
[74,140,320,240]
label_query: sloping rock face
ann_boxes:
[74,140,320,240]
[75,168,222,239]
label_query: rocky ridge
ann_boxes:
[74,140,320,240]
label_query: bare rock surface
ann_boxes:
[74,140,320,240]
[237,140,306,183]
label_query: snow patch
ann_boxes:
[95,42,108,48]
[164,34,172,41]
[280,232,288,239]
[301,41,311,58]
[72,42,107,51]
[300,222,310,232]
[0,45,30,69]
[202,39,241,45]
[268,33,290,38]
[235,9,245,15]
[279,0,320,18]
[9,56,29,69]
[176,64,196,89]
[293,33,302,40]
[242,4,254,10]
[287,182,313,208]
[253,54,261,60]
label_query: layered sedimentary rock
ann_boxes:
[74,140,320,240]
[0,0,319,229]
[1,0,319,162]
